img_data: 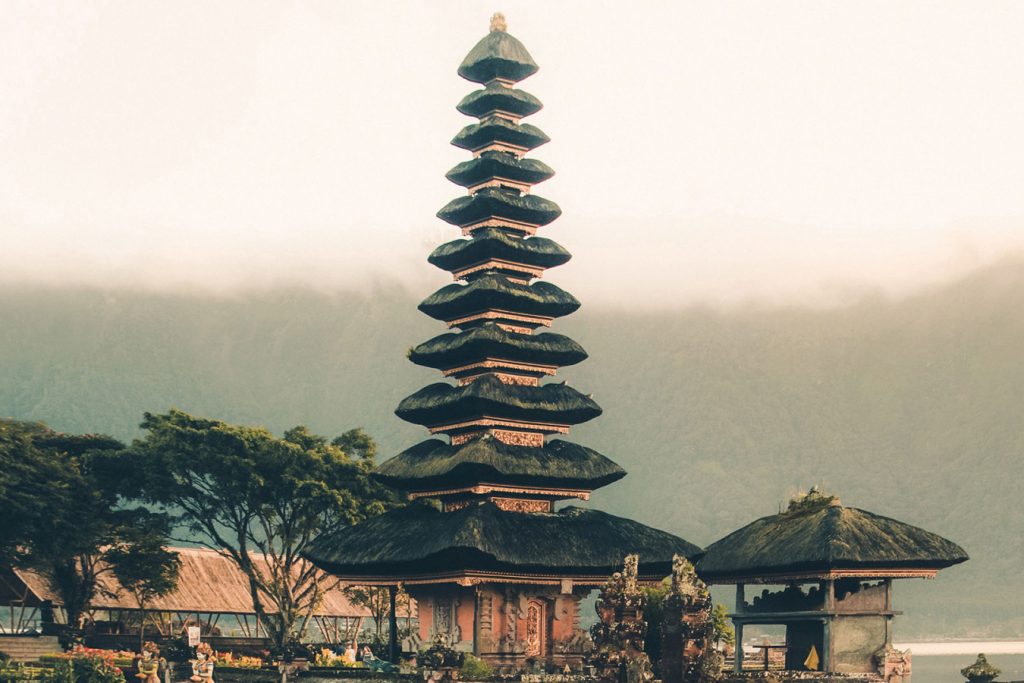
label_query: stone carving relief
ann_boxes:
[493,497,552,513]
[526,600,544,657]
[661,554,715,683]
[589,554,653,683]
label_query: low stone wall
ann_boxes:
[0,635,61,662]
[721,675,881,683]
[198,667,419,683]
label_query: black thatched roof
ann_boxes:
[452,118,549,153]
[697,495,969,580]
[438,187,561,228]
[446,153,554,189]
[395,374,601,427]
[418,274,579,322]
[428,230,570,273]
[458,29,539,84]
[457,86,543,119]
[373,435,625,491]
[409,322,587,370]
[304,500,701,578]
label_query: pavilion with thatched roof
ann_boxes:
[1,548,378,647]
[697,489,967,678]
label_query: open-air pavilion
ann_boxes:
[1,547,398,649]
[697,491,967,678]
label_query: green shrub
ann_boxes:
[459,655,492,680]
[36,657,123,683]
[0,663,31,683]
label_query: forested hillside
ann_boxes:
[2,258,1022,638]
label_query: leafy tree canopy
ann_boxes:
[0,419,176,644]
[101,410,397,648]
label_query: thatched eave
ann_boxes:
[428,230,569,273]
[395,374,601,427]
[304,500,701,579]
[373,436,625,491]
[418,274,579,322]
[409,322,587,370]
[457,86,543,119]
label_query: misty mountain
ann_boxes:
[2,259,1022,638]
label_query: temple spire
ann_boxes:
[304,24,702,665]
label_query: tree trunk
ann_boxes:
[139,597,146,653]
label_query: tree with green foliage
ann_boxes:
[0,419,176,646]
[711,604,734,649]
[106,526,181,651]
[343,585,411,643]
[102,410,396,650]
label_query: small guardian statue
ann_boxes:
[191,642,215,683]
[136,642,164,683]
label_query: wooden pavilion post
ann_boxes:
[734,584,745,672]
[388,585,398,663]
[884,578,893,646]
[822,579,835,672]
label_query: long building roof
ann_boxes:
[3,547,372,617]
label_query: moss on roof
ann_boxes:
[458,30,539,84]
[304,500,701,578]
[428,229,569,273]
[697,492,969,580]
[457,86,543,119]
[446,153,554,189]
[373,435,625,491]
[409,322,587,370]
[418,274,579,322]
[438,187,561,228]
[395,374,601,427]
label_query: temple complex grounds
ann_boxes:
[1,11,1013,683]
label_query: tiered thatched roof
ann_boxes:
[307,17,701,588]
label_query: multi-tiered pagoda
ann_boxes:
[306,15,699,669]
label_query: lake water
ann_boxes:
[896,642,1024,683]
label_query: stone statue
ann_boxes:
[190,642,214,683]
[136,642,164,683]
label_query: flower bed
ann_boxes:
[213,653,264,670]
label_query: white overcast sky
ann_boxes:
[1,1,1022,306]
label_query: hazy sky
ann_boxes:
[2,1,1022,306]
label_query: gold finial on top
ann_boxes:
[489,12,507,32]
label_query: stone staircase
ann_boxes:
[0,635,61,662]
